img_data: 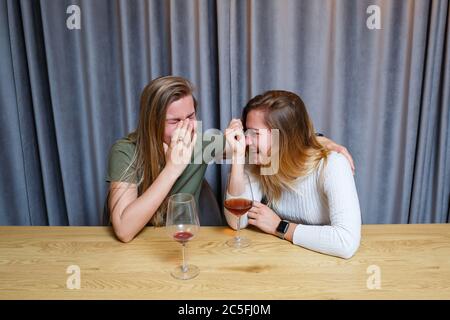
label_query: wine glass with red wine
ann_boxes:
[224,172,254,248]
[166,193,200,280]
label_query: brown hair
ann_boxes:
[117,76,197,226]
[242,90,328,204]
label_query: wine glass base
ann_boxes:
[171,264,200,280]
[226,237,250,248]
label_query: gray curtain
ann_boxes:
[0,0,449,225]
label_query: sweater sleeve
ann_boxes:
[292,153,362,259]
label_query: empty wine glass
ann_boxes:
[166,193,200,280]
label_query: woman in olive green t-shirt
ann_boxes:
[106,76,238,242]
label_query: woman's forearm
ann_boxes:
[290,224,360,259]
[228,158,245,196]
[113,166,179,242]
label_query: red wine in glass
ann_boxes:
[224,173,254,248]
[224,198,252,216]
[173,230,194,244]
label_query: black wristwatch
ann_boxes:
[276,220,290,239]
[315,132,324,137]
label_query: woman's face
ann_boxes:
[163,95,197,145]
[245,109,272,165]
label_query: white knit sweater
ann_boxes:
[224,152,362,259]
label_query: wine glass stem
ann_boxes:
[181,243,187,273]
[236,216,241,241]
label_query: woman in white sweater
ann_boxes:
[225,90,361,259]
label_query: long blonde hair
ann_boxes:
[242,90,328,205]
[115,76,197,226]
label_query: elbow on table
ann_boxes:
[116,231,135,243]
[335,235,361,259]
[113,225,135,243]
[117,233,134,243]
[336,244,359,259]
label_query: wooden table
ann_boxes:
[0,224,449,299]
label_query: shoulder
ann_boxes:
[318,152,355,191]
[108,136,136,160]
[316,152,353,183]
[327,151,350,168]
[106,136,138,183]
[110,136,135,153]
[322,151,351,172]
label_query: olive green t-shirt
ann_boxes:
[105,131,225,203]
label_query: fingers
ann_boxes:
[226,120,243,133]
[338,146,355,174]
[224,128,235,149]
[228,118,243,130]
[178,120,189,143]
[235,128,245,142]
[252,201,263,208]
[230,118,242,126]
[182,121,193,145]
[247,210,258,227]
[170,121,183,145]
[247,211,258,219]
[170,120,192,146]
[225,127,245,146]
[225,127,234,138]
[189,131,198,148]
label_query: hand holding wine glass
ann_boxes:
[166,193,200,280]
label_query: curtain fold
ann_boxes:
[409,0,450,223]
[0,0,448,225]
